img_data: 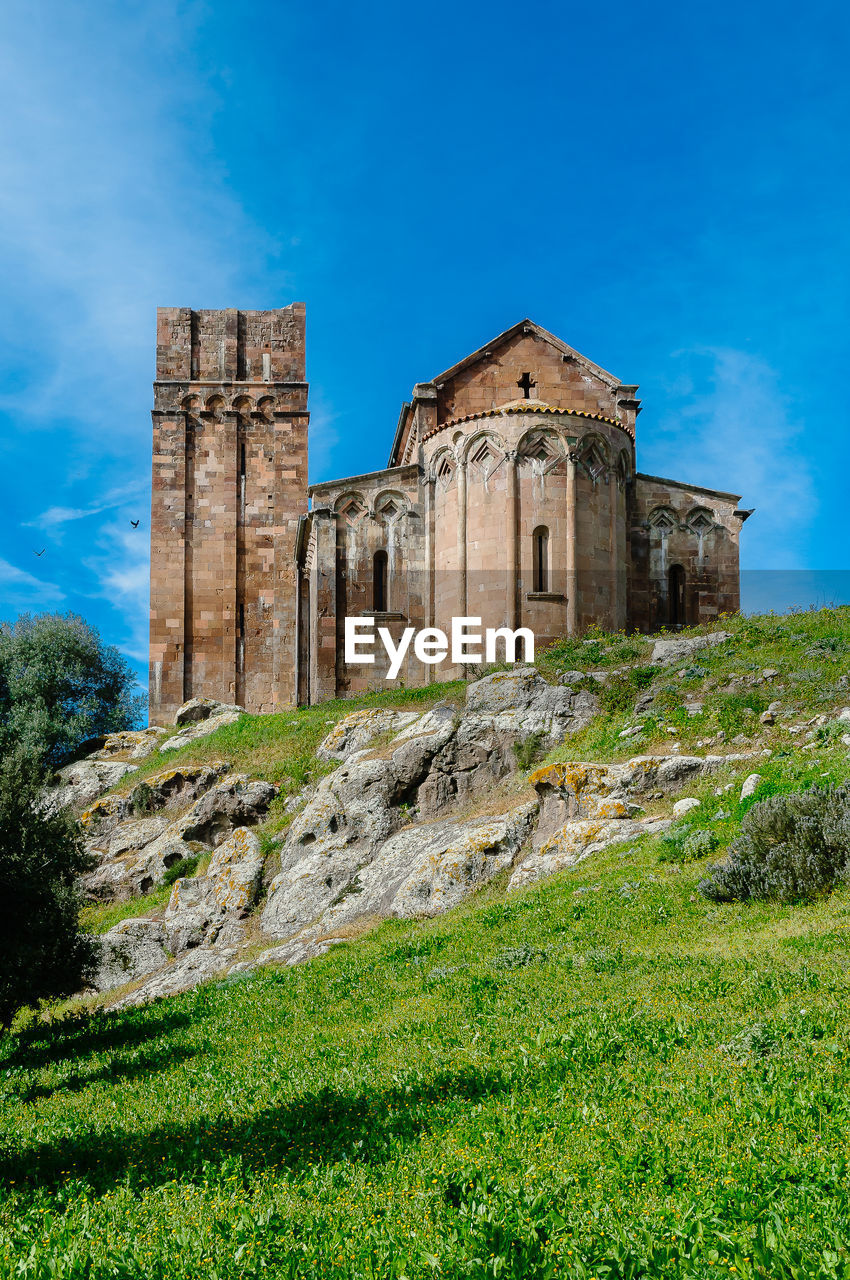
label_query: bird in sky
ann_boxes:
[130,520,140,528]
[33,549,45,557]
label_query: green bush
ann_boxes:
[699,784,850,903]
[660,826,719,863]
[512,731,547,771]
[597,666,656,715]
[0,750,97,1028]
[162,854,202,887]
[0,613,145,768]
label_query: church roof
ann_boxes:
[430,318,621,390]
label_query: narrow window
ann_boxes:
[240,442,246,477]
[373,550,388,612]
[533,526,549,593]
[669,564,686,628]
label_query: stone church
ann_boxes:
[149,306,750,721]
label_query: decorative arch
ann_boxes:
[256,395,276,420]
[334,491,368,524]
[517,427,564,474]
[373,489,407,523]
[648,505,679,533]
[686,506,715,534]
[204,393,226,420]
[232,394,254,414]
[181,393,201,414]
[578,433,609,482]
[463,430,506,484]
[431,448,457,489]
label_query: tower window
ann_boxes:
[532,526,549,593]
[373,550,388,612]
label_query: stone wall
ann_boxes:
[149,306,309,722]
[629,474,744,632]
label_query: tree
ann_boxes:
[0,750,97,1030]
[0,613,145,769]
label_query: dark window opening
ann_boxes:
[238,603,245,637]
[240,443,246,478]
[669,564,686,628]
[374,550,388,612]
[533,526,549,593]
[517,371,536,399]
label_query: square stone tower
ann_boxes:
[149,305,308,723]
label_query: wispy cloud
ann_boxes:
[0,557,65,613]
[642,347,813,570]
[26,482,148,530]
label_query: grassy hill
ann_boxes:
[2,608,850,1278]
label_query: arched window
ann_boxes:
[532,526,549,593]
[669,564,686,628]
[373,550,388,612]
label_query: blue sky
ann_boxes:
[1,0,848,690]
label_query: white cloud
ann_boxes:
[0,557,65,612]
[641,347,814,570]
[26,482,148,530]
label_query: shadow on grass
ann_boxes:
[7,1042,200,1104]
[0,1005,195,1071]
[0,1065,508,1193]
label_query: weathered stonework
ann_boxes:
[149,313,749,714]
[149,306,308,721]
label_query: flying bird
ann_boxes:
[130,520,140,528]
[34,549,45,557]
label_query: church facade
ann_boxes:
[149,307,750,721]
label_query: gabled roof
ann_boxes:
[431,318,621,390]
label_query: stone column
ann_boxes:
[505,450,519,628]
[566,445,579,635]
[457,459,468,618]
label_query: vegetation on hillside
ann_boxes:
[0,613,145,769]
[0,751,97,1030]
[2,607,850,1276]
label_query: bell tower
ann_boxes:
[149,305,309,722]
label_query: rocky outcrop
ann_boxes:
[81,769,274,903]
[650,631,732,666]
[316,708,421,761]
[261,670,596,942]
[510,816,670,888]
[92,919,170,992]
[45,759,139,814]
[156,699,244,753]
[110,946,234,1009]
[163,828,265,952]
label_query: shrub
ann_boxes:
[162,854,202,887]
[597,666,656,715]
[512,731,547,771]
[699,784,850,903]
[0,750,97,1029]
[660,826,719,863]
[0,613,145,768]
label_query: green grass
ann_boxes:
[2,609,850,1276]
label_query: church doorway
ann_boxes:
[668,564,686,628]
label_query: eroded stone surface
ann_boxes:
[92,919,170,993]
[316,709,421,761]
[650,631,733,666]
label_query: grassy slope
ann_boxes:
[2,610,850,1278]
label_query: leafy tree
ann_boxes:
[0,612,145,768]
[0,750,97,1030]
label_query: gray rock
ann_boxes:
[176,774,276,846]
[109,946,233,1008]
[650,631,732,666]
[91,919,169,992]
[164,828,265,953]
[509,816,671,889]
[672,797,701,817]
[174,697,243,727]
[463,667,598,740]
[740,773,761,800]
[44,759,139,814]
[160,710,243,752]
[316,709,421,761]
